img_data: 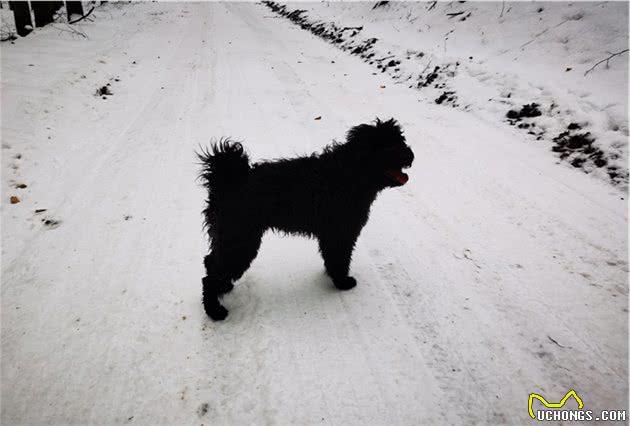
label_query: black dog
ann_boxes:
[198,118,414,320]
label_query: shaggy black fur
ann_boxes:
[198,118,414,320]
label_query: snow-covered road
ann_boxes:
[2,3,627,425]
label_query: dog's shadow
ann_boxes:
[214,269,346,325]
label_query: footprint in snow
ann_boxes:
[42,217,62,229]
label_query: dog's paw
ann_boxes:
[206,304,229,321]
[203,297,229,321]
[334,276,357,291]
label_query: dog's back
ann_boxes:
[199,142,378,237]
[249,156,338,235]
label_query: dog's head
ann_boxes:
[344,118,414,188]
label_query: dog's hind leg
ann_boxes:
[318,232,360,290]
[202,251,230,321]
[202,233,263,321]
[202,275,229,321]
[204,252,234,295]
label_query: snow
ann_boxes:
[1,2,628,425]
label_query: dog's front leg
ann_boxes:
[318,233,359,290]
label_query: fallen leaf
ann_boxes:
[314,116,322,120]
[10,196,20,204]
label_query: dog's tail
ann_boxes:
[197,138,250,194]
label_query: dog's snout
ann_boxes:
[405,146,414,166]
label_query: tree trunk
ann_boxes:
[8,1,33,37]
[31,1,62,27]
[66,1,83,20]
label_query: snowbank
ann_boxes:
[266,1,629,187]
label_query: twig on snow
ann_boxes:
[419,60,433,75]
[520,19,569,50]
[547,335,568,348]
[584,49,629,76]
[376,54,395,62]
[52,24,88,38]
[341,26,363,31]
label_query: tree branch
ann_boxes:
[69,5,95,24]
[584,49,629,76]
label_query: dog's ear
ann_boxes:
[346,118,404,147]
[374,118,404,140]
[347,123,376,145]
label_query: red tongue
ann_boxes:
[387,169,409,184]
